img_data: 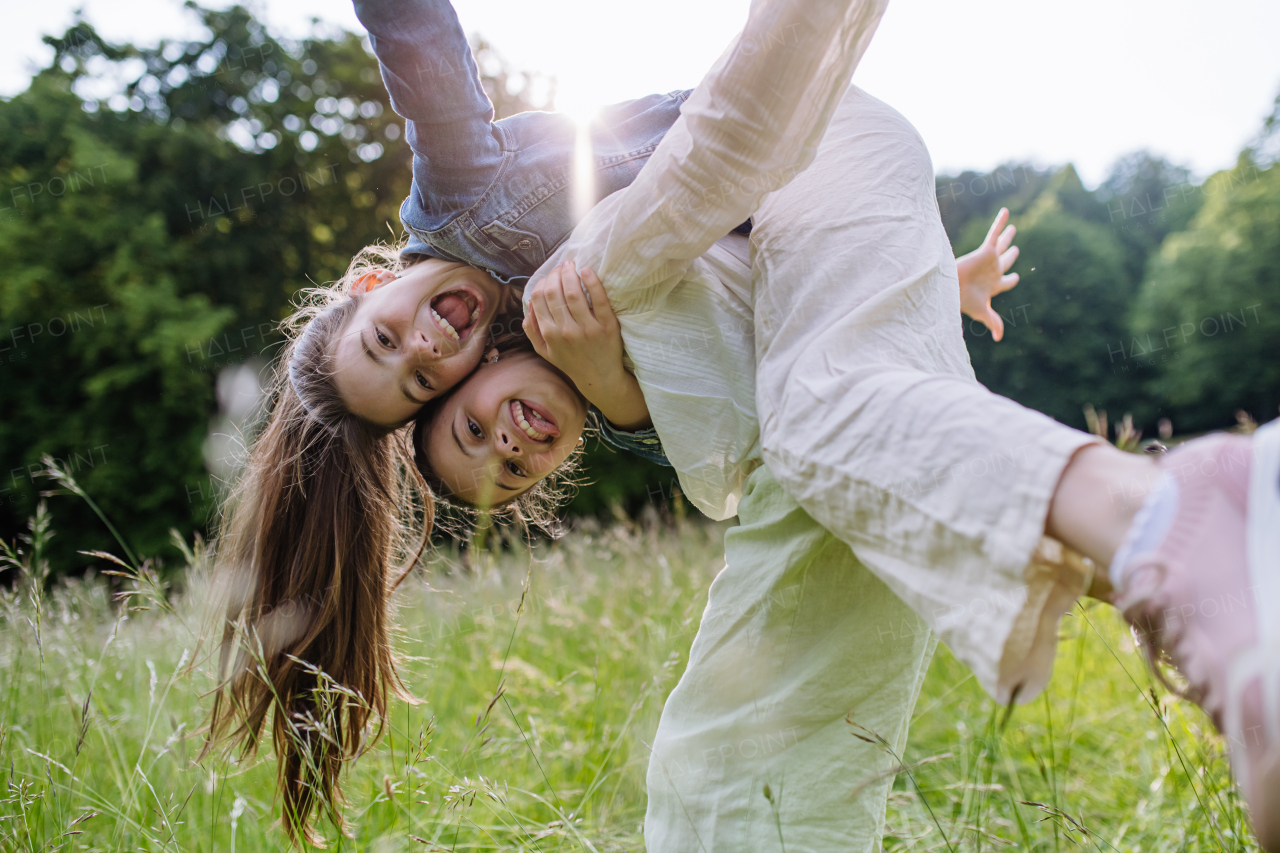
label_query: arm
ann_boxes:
[524,261,652,432]
[529,0,890,311]
[956,208,1022,340]
[352,0,500,213]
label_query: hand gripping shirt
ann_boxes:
[525,0,891,519]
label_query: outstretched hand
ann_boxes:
[956,207,1020,341]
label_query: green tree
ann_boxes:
[565,438,674,518]
[471,38,555,120]
[935,162,1053,245]
[1247,87,1280,168]
[0,5,551,570]
[960,167,1143,430]
[1097,151,1203,284]
[1132,156,1280,432]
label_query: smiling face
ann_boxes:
[420,350,588,507]
[331,259,510,427]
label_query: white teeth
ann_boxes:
[513,401,549,440]
[470,306,481,323]
[431,308,459,341]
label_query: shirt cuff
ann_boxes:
[591,408,672,467]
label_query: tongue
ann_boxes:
[435,293,471,332]
[522,402,557,435]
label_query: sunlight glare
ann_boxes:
[556,87,603,127]
[558,86,601,223]
[571,118,596,224]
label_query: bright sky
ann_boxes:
[4,0,1279,186]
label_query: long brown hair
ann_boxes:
[201,245,432,846]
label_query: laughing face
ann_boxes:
[420,350,588,507]
[331,260,511,427]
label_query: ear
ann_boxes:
[482,347,500,365]
[347,268,397,296]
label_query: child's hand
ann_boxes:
[525,259,625,392]
[524,260,651,430]
[956,207,1020,341]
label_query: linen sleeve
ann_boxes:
[528,0,891,313]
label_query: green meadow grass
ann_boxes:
[0,503,1260,852]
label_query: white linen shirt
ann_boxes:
[525,0,890,520]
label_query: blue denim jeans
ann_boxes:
[354,0,694,286]
[354,0,695,463]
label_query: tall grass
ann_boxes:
[0,501,1259,851]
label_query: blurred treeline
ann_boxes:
[946,141,1279,437]
[0,5,1277,572]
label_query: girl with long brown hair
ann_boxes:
[194,0,696,833]
[410,2,1280,844]
[201,0,1280,847]
[196,18,1025,843]
[198,246,483,844]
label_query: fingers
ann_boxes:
[533,266,569,329]
[558,260,595,327]
[579,267,616,326]
[981,306,1006,342]
[522,309,547,355]
[573,261,596,312]
[998,245,1020,273]
[995,223,1017,254]
[999,271,1020,293]
[983,207,1009,247]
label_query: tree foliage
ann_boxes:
[961,198,1136,429]
[943,131,1278,439]
[1,3,1277,570]
[1132,157,1280,431]
[0,5,546,567]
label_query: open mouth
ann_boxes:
[510,399,559,442]
[429,288,483,342]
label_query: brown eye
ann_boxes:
[467,419,483,439]
[415,371,432,391]
[376,329,392,347]
[506,460,525,478]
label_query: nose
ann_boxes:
[407,329,441,361]
[496,428,523,458]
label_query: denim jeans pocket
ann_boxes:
[479,220,548,272]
